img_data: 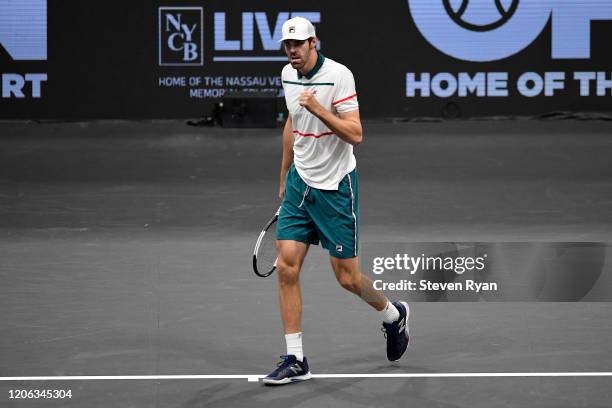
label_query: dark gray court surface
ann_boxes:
[1,119,611,407]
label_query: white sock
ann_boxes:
[380,301,400,323]
[285,332,304,362]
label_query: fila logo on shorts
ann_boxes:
[282,53,359,190]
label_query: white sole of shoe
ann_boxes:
[261,371,312,385]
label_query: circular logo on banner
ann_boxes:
[443,0,520,32]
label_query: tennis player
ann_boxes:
[262,17,410,385]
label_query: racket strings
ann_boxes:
[258,224,278,272]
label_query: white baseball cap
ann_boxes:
[280,17,316,42]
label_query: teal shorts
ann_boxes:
[277,164,359,259]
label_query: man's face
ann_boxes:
[283,38,315,70]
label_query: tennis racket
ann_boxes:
[252,206,281,277]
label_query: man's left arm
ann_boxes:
[298,92,363,146]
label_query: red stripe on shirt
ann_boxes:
[332,93,358,106]
[293,130,335,138]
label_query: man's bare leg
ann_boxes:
[262,240,312,385]
[276,240,309,334]
[329,255,388,310]
[330,255,410,361]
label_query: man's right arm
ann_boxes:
[279,115,294,200]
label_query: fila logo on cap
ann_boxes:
[281,16,317,42]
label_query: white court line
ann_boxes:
[2,373,612,383]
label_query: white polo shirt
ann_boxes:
[282,53,359,190]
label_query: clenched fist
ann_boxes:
[298,90,324,115]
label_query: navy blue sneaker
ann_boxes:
[262,355,312,385]
[382,301,410,361]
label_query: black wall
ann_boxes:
[1,0,611,119]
